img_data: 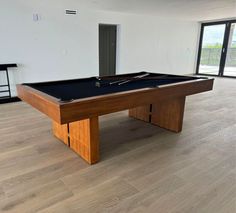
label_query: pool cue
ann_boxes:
[95,74,196,87]
[118,73,150,85]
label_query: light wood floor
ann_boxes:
[0,77,235,213]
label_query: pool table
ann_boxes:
[17,72,214,164]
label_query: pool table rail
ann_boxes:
[17,84,61,123]
[58,78,214,124]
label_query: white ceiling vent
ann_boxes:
[65,10,77,15]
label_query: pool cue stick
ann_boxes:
[118,73,150,85]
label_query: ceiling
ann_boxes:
[78,0,236,21]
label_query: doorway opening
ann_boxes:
[99,24,117,77]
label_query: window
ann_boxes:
[196,20,236,77]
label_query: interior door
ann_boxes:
[99,24,117,77]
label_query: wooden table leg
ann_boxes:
[52,122,69,145]
[129,105,151,122]
[128,97,186,133]
[69,117,99,164]
[52,117,99,164]
[151,97,186,132]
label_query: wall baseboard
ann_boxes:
[0,97,21,104]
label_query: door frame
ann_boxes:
[196,19,236,78]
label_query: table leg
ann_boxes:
[151,97,186,132]
[128,97,186,133]
[129,105,151,122]
[52,117,99,164]
[52,122,69,145]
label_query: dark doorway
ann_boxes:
[99,24,117,76]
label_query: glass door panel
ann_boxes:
[224,23,236,77]
[198,24,226,75]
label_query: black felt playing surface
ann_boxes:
[24,72,198,101]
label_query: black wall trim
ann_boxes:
[0,97,21,104]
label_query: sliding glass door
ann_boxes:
[224,23,236,77]
[196,20,236,77]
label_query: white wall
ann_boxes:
[0,0,199,96]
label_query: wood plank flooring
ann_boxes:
[0,77,235,213]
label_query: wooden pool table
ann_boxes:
[17,72,214,164]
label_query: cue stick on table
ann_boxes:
[95,73,196,87]
[118,73,150,85]
[95,72,150,87]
